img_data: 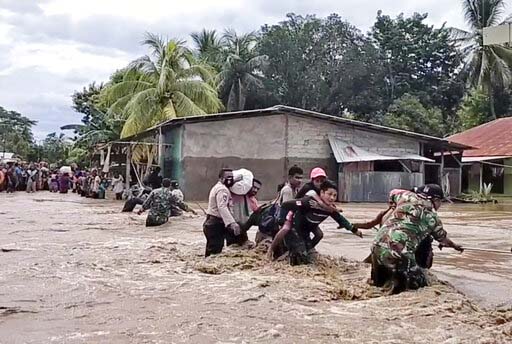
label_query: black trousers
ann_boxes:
[283,229,311,266]
[203,216,229,257]
[203,215,247,257]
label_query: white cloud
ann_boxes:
[0,0,507,138]
[0,41,132,77]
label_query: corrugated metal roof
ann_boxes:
[120,105,471,150]
[328,135,435,163]
[449,117,512,157]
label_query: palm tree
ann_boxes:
[451,0,512,118]
[102,33,222,138]
[191,29,223,69]
[217,29,269,111]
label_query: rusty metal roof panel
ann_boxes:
[328,135,435,163]
[449,117,512,157]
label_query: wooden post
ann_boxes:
[125,144,131,190]
[479,163,483,193]
[440,148,445,186]
[158,127,164,174]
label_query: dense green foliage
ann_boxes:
[56,1,512,157]
[0,106,36,158]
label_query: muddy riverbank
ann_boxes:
[0,192,511,343]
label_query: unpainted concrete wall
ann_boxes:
[180,115,286,200]
[286,115,421,183]
[171,112,428,201]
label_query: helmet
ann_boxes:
[310,167,327,179]
[415,184,445,200]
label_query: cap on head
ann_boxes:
[415,184,444,199]
[171,180,179,188]
[310,167,327,179]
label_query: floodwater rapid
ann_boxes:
[0,192,511,343]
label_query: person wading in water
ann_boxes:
[203,168,244,257]
[138,178,196,227]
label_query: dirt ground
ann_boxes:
[0,192,511,343]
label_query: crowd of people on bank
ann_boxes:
[0,161,130,199]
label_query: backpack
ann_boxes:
[258,202,280,236]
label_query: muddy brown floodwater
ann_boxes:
[0,192,511,343]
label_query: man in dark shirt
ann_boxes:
[271,180,363,265]
[145,167,162,190]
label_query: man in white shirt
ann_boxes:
[278,165,303,204]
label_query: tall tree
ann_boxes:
[191,29,223,69]
[457,87,493,130]
[258,14,365,112]
[102,33,222,138]
[451,0,512,118]
[72,82,106,123]
[217,29,268,111]
[371,11,464,123]
[67,82,121,150]
[38,132,71,164]
[384,94,445,136]
[0,106,36,158]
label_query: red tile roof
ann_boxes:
[449,117,512,157]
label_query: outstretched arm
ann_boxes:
[331,211,362,238]
[352,206,394,229]
[138,191,154,214]
[438,237,464,252]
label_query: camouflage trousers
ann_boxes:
[146,214,168,227]
[371,244,429,293]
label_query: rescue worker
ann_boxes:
[170,180,184,201]
[145,166,162,189]
[370,184,464,294]
[170,180,184,217]
[270,180,363,265]
[122,185,151,212]
[359,187,440,269]
[138,178,196,227]
[203,168,242,257]
[278,165,304,203]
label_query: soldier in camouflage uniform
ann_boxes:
[371,184,463,294]
[138,178,196,227]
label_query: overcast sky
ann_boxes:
[0,0,501,139]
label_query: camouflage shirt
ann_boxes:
[142,187,187,222]
[373,190,447,263]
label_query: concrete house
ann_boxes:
[449,117,512,196]
[122,105,468,201]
